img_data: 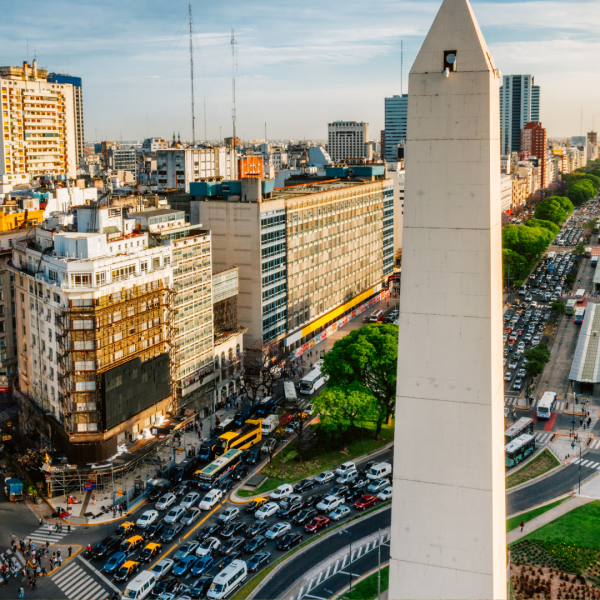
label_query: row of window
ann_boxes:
[262,256,287,274]
[262,297,286,316]
[261,214,285,229]
[261,243,286,259]
[261,229,286,244]
[262,283,286,302]
[262,270,287,288]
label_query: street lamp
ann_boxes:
[339,529,353,591]
[571,440,582,494]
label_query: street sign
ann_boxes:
[6,422,11,427]
[2,435,11,441]
[177,448,183,453]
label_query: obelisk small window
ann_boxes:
[444,51,457,72]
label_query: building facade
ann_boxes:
[108,148,137,177]
[384,95,408,162]
[327,122,371,163]
[520,122,548,188]
[500,74,540,155]
[238,156,263,179]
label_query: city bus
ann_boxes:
[576,289,586,302]
[212,419,262,457]
[574,307,586,324]
[299,365,327,395]
[537,391,557,420]
[196,449,242,490]
[504,417,534,444]
[283,380,298,409]
[566,299,576,315]
[505,434,536,468]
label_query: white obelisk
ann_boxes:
[389,0,506,598]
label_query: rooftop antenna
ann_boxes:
[231,28,237,146]
[204,94,207,143]
[581,105,583,136]
[401,39,404,96]
[265,122,267,143]
[189,4,196,146]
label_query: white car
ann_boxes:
[217,507,239,525]
[136,509,159,529]
[180,492,200,510]
[314,471,334,485]
[335,462,356,477]
[305,404,314,416]
[196,537,221,556]
[270,484,293,500]
[329,505,351,521]
[199,489,223,510]
[368,479,390,494]
[265,522,291,540]
[156,493,176,511]
[377,486,393,501]
[164,506,186,524]
[150,559,174,580]
[316,495,343,512]
[532,336,540,346]
[255,502,279,520]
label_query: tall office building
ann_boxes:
[500,74,540,155]
[384,95,408,162]
[327,122,371,162]
[588,131,598,145]
[47,73,84,166]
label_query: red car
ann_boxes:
[516,329,523,336]
[355,495,378,511]
[305,516,330,534]
[504,327,513,334]
[279,414,294,426]
[507,338,515,346]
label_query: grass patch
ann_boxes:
[237,477,281,498]
[340,566,389,600]
[506,497,567,532]
[256,421,394,494]
[506,449,560,489]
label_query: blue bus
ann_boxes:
[196,449,242,490]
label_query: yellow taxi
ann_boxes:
[120,535,144,555]
[114,560,140,582]
[139,542,162,563]
[245,497,268,513]
[116,521,136,537]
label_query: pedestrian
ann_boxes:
[37,517,42,527]
[520,521,525,532]
[18,586,24,598]
[32,578,37,591]
[21,569,26,583]
[581,417,584,426]
[92,493,96,506]
[47,525,52,535]
[68,547,71,558]
[67,524,71,534]
[57,556,62,567]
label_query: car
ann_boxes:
[278,499,304,519]
[509,361,518,370]
[507,338,515,347]
[317,496,344,512]
[305,494,327,508]
[525,294,533,301]
[147,483,169,502]
[532,336,541,346]
[265,522,292,540]
[277,532,304,551]
[156,493,177,511]
[172,481,193,497]
[92,536,121,559]
[218,479,235,493]
[214,551,243,572]
[247,552,271,572]
[344,489,363,504]
[220,521,246,539]
[367,479,390,494]
[513,352,522,361]
[305,516,331,533]
[174,541,200,561]
[292,508,318,526]
[103,551,127,574]
[189,576,214,598]
[513,379,523,390]
[190,554,214,576]
[231,466,249,482]
[217,507,240,525]
[197,524,220,542]
[523,333,532,342]
[262,439,277,454]
[114,560,140,582]
[255,502,279,520]
[246,449,260,465]
[199,489,223,510]
[172,555,199,577]
[377,486,393,501]
[335,462,356,477]
[160,524,183,543]
[329,485,349,497]
[151,558,174,580]
[143,521,164,540]
[305,404,314,416]
[180,492,200,510]
[517,368,526,378]
[329,506,351,521]
[116,521,136,538]
[294,479,315,493]
[153,576,186,598]
[355,494,378,510]
[139,542,162,563]
[504,326,513,334]
[120,535,144,555]
[181,507,201,527]
[279,414,294,426]
[164,506,186,524]
[245,497,268,513]
[196,537,221,556]
[516,329,524,336]
[270,484,293,500]
[220,537,245,555]
[136,510,159,529]
[244,534,267,554]
[314,471,335,485]
[245,519,270,539]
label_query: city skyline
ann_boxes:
[2,0,599,142]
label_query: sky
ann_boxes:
[3,0,599,142]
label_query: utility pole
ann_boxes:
[189,4,196,146]
[265,122,267,143]
[231,28,237,145]
[378,528,382,599]
[204,95,207,143]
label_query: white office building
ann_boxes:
[500,74,540,155]
[327,121,371,163]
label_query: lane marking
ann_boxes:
[316,572,322,586]
[333,559,340,574]
[325,566,331,579]
[62,572,89,595]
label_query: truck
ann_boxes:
[547,263,556,274]
[585,247,592,258]
[592,256,599,268]
[547,251,557,262]
[4,478,23,501]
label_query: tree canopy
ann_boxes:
[534,198,568,225]
[525,219,560,236]
[550,300,566,316]
[502,224,553,260]
[567,179,596,206]
[523,344,551,378]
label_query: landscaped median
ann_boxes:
[506,497,568,532]
[506,448,561,489]
[231,502,392,600]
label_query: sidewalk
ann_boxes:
[507,495,592,544]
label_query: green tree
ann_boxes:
[585,174,600,189]
[575,243,586,257]
[312,384,377,451]
[567,180,596,206]
[555,196,574,215]
[502,224,552,261]
[502,248,528,284]
[525,219,560,236]
[550,300,566,316]
[322,323,398,439]
[523,344,551,379]
[534,198,567,225]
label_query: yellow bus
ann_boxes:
[213,419,262,457]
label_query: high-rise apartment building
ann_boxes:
[500,74,540,155]
[384,95,408,162]
[571,136,587,147]
[156,147,237,192]
[327,122,371,163]
[47,73,84,166]
[588,131,598,145]
[520,121,548,188]
[1,61,78,182]
[191,166,393,348]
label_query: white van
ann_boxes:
[261,414,279,436]
[121,571,157,600]
[367,462,392,481]
[207,559,247,599]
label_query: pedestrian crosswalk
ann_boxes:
[51,561,109,600]
[574,456,600,467]
[533,431,552,444]
[503,397,573,412]
[25,525,76,545]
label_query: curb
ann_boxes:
[332,561,390,600]
[506,492,574,520]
